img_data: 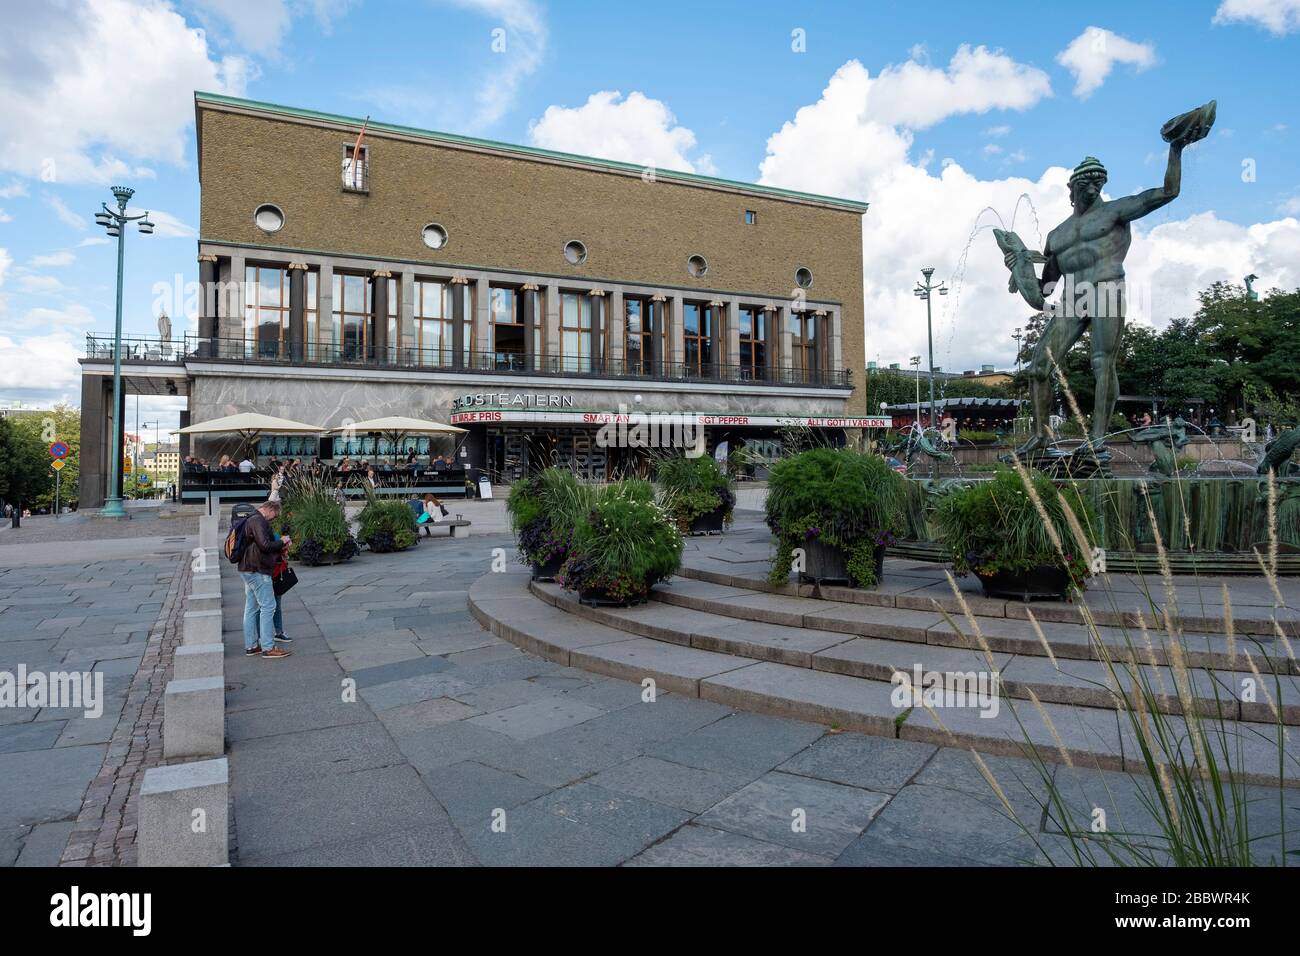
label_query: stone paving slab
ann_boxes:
[695,771,889,858]
[627,823,833,866]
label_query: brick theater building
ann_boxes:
[79,93,879,505]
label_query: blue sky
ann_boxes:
[1,0,1297,437]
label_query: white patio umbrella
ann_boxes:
[329,416,466,460]
[174,413,325,513]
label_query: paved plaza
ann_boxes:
[1,505,1296,867]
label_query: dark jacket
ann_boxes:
[237,511,280,576]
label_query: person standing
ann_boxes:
[238,500,293,659]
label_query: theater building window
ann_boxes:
[683,302,714,377]
[245,264,290,358]
[333,272,373,361]
[490,286,524,370]
[624,296,656,375]
[561,291,593,373]
[789,310,816,374]
[738,306,766,380]
[413,279,452,366]
[383,276,399,365]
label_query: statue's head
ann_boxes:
[1069,156,1108,210]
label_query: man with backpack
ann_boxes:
[228,500,293,660]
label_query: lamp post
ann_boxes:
[94,186,154,518]
[913,268,947,430]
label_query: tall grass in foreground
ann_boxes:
[938,350,1299,866]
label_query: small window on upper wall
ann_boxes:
[744,210,757,225]
[564,240,587,265]
[342,144,369,192]
[687,254,708,278]
[795,267,813,289]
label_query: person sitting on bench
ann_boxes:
[417,493,447,536]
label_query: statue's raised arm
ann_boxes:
[1111,100,1216,224]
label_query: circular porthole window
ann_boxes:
[795,267,813,289]
[564,240,587,265]
[422,223,448,250]
[687,254,708,278]
[253,203,285,234]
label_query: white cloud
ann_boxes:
[0,209,10,224]
[982,143,1003,156]
[529,91,715,174]
[47,195,87,231]
[30,251,75,267]
[0,330,82,393]
[1126,213,1300,325]
[0,247,11,287]
[1214,0,1300,34]
[190,0,356,57]
[7,303,96,331]
[848,46,1052,130]
[0,181,26,199]
[1056,27,1157,98]
[78,236,110,247]
[456,0,547,130]
[18,274,65,294]
[984,125,1012,138]
[126,207,197,239]
[0,0,250,184]
[756,58,1298,374]
[1280,195,1300,215]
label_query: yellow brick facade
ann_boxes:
[197,101,866,413]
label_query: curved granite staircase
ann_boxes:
[469,541,1300,787]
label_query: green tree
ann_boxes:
[12,404,81,510]
[0,417,49,512]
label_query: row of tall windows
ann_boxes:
[243,264,819,374]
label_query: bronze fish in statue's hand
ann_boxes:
[1161,100,1216,147]
[993,228,1046,311]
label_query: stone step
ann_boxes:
[675,554,1298,639]
[650,576,1297,677]
[532,580,1299,725]
[467,573,1300,787]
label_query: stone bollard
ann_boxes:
[188,591,222,613]
[138,758,229,867]
[163,677,225,759]
[191,571,220,592]
[183,609,222,646]
[199,514,220,550]
[175,643,225,681]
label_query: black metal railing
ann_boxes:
[85,334,184,363]
[86,333,851,388]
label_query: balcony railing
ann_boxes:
[85,333,851,388]
[85,334,184,363]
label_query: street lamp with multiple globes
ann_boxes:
[913,267,947,430]
[94,186,154,518]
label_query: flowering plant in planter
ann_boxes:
[654,454,736,533]
[560,479,682,605]
[765,448,906,588]
[506,468,594,575]
[933,467,1095,597]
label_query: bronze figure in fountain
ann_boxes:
[996,101,1217,474]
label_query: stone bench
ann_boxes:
[139,758,228,867]
[421,519,472,539]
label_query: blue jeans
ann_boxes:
[241,571,276,652]
[273,594,284,636]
